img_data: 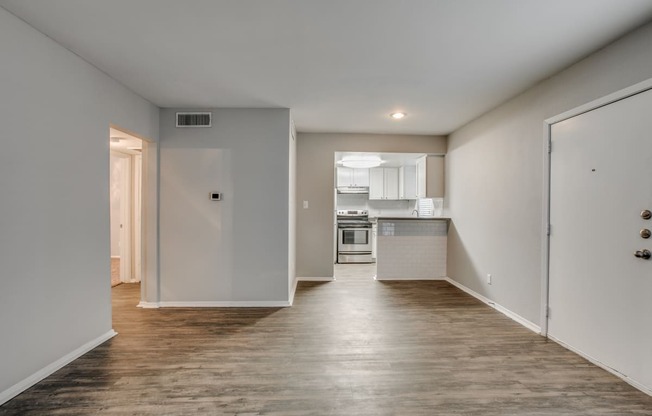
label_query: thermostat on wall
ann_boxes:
[209,192,222,201]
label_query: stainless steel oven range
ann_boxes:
[337,210,373,263]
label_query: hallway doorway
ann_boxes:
[109,128,143,287]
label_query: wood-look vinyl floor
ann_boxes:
[2,269,651,415]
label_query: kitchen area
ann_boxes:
[335,152,449,280]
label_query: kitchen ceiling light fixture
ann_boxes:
[339,155,384,168]
[390,112,406,120]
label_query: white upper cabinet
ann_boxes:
[384,168,399,199]
[399,165,417,200]
[352,168,370,187]
[369,168,384,199]
[369,167,399,200]
[337,167,352,187]
[416,156,427,198]
[336,167,369,187]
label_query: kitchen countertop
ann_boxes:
[375,216,450,221]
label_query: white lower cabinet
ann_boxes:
[369,167,399,200]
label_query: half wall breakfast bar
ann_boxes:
[376,217,450,280]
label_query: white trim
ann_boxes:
[540,121,551,337]
[0,330,117,406]
[111,152,133,284]
[375,276,447,281]
[444,277,541,334]
[545,78,652,125]
[541,77,652,338]
[137,301,160,309]
[289,276,298,306]
[297,276,335,282]
[157,300,291,308]
[548,334,652,397]
[133,153,143,283]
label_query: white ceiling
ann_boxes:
[3,0,652,135]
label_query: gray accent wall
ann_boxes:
[0,7,158,400]
[159,109,291,303]
[296,133,446,278]
[446,21,652,325]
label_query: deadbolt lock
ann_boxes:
[641,229,652,239]
[634,249,651,260]
[641,210,652,220]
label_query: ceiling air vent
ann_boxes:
[176,112,212,127]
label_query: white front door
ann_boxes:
[548,88,652,392]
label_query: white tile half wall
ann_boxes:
[376,220,447,280]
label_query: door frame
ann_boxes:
[109,124,158,307]
[110,150,133,283]
[540,77,652,337]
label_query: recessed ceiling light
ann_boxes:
[390,112,406,120]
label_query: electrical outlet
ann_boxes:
[487,274,492,285]
[303,200,309,209]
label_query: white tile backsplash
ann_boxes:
[367,199,414,217]
[336,193,368,209]
[336,193,415,217]
[336,194,444,218]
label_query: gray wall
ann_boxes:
[0,7,158,400]
[297,133,446,277]
[447,21,652,325]
[159,108,291,303]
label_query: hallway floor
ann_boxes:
[333,262,377,281]
[110,258,121,287]
[1,277,651,415]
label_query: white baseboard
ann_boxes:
[548,335,652,397]
[137,301,160,309]
[157,300,291,308]
[0,329,117,406]
[297,276,335,282]
[444,277,541,334]
[375,276,447,281]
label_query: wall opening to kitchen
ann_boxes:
[334,151,443,280]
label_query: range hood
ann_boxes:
[337,186,369,194]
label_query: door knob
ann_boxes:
[641,229,651,239]
[634,249,651,260]
[641,210,652,220]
